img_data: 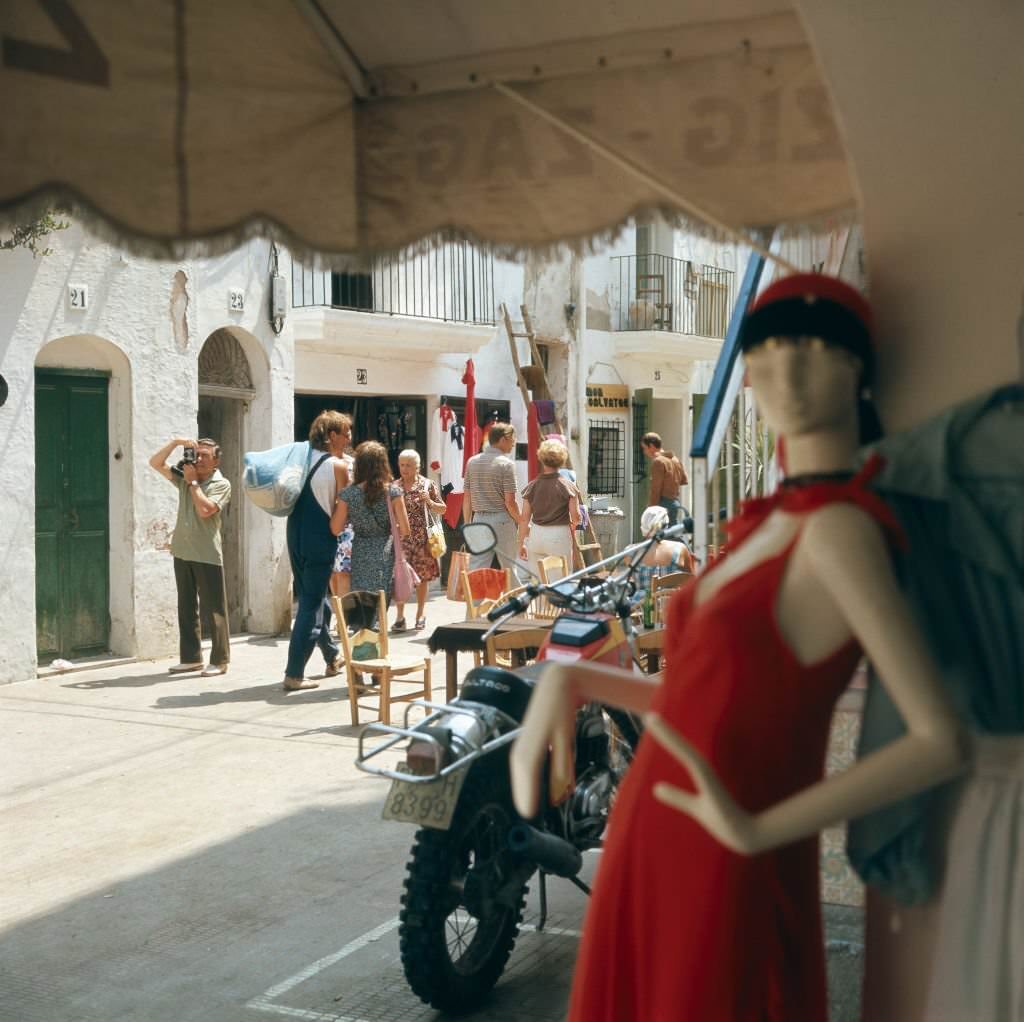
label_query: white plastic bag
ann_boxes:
[242,441,315,517]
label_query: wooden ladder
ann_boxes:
[500,303,603,568]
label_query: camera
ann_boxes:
[171,445,198,478]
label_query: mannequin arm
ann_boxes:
[510,662,659,818]
[650,503,966,854]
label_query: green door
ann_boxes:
[631,388,653,542]
[35,371,110,663]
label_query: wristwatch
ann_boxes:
[189,480,200,488]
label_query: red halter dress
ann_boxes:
[567,457,901,1022]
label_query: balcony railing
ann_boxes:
[292,241,496,325]
[610,254,734,338]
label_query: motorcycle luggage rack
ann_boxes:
[356,698,521,784]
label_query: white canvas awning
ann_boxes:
[0,0,854,260]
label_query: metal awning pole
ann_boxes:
[492,81,801,276]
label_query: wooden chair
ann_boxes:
[538,554,569,583]
[634,627,666,676]
[331,590,431,726]
[484,627,549,668]
[534,554,569,619]
[460,566,516,668]
[461,566,515,621]
[651,570,691,625]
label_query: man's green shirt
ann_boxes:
[170,469,231,566]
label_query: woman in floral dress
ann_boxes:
[331,442,409,604]
[393,449,446,631]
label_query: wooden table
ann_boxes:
[427,616,555,701]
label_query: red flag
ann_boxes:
[527,402,541,481]
[444,358,482,528]
[461,358,481,474]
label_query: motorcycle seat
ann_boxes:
[458,664,540,722]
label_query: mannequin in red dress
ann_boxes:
[510,274,966,1021]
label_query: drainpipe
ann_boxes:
[570,255,587,493]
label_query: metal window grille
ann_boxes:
[632,400,649,483]
[587,418,626,497]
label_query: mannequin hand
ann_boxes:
[510,665,576,818]
[645,713,761,855]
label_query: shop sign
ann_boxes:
[586,383,629,412]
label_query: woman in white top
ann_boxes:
[629,505,697,595]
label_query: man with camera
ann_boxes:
[149,437,232,676]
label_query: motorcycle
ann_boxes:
[355,520,691,1012]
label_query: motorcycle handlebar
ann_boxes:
[484,523,692,625]
[486,587,535,622]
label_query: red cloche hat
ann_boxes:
[739,273,875,383]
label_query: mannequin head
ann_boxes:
[745,338,862,440]
[741,274,879,446]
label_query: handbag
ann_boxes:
[426,482,447,560]
[446,549,471,601]
[387,486,421,604]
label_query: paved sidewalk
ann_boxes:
[1,591,863,1021]
[1,594,474,1021]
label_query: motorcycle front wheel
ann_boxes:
[399,767,528,1013]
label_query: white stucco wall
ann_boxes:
[0,224,292,683]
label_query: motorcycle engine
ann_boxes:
[566,764,616,848]
[566,707,620,847]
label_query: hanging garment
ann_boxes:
[534,398,557,425]
[847,385,1024,1022]
[377,403,410,456]
[435,405,465,497]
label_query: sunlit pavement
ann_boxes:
[1,591,862,1021]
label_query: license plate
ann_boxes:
[382,763,467,830]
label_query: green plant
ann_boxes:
[1,211,70,257]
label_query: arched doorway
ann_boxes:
[198,329,254,633]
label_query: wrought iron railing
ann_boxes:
[610,254,734,338]
[292,241,496,325]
